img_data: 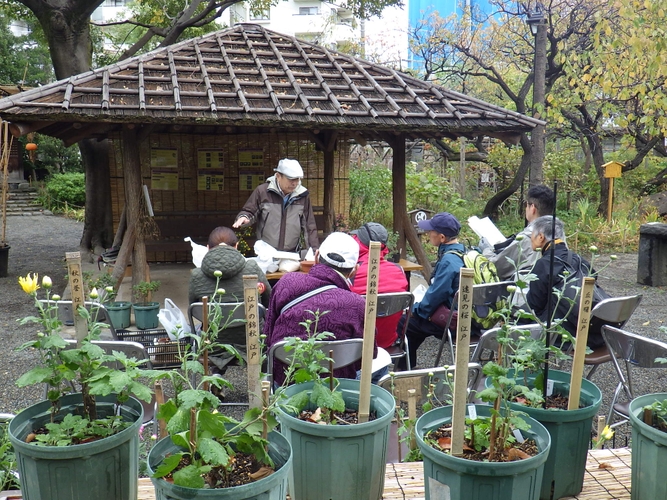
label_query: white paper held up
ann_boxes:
[468,216,506,246]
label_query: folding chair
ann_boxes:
[267,338,364,385]
[374,292,414,371]
[601,325,667,428]
[378,363,482,462]
[433,280,514,367]
[581,294,642,380]
[470,323,545,365]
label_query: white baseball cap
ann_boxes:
[275,159,304,179]
[318,232,359,270]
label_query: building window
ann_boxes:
[104,0,127,6]
[250,8,270,20]
[298,7,319,15]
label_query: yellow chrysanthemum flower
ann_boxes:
[18,273,40,295]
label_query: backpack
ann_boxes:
[446,248,503,329]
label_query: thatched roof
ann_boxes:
[0,23,542,143]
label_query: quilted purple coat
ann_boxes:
[265,263,367,385]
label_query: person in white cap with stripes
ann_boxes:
[233,158,319,253]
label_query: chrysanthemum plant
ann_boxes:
[16,273,162,446]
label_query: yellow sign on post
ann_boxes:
[451,268,475,456]
[603,161,623,223]
[65,252,87,343]
[243,275,262,409]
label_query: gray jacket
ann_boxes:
[235,175,319,252]
[483,224,538,281]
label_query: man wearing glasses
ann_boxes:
[481,184,555,280]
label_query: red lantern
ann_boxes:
[25,143,38,151]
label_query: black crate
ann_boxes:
[115,329,190,369]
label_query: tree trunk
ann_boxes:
[529,22,548,187]
[483,134,532,218]
[79,139,114,259]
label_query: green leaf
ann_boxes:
[153,453,182,478]
[173,464,207,489]
[16,367,54,387]
[287,390,310,412]
[197,437,230,467]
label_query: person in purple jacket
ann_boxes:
[264,232,369,386]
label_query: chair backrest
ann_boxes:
[602,325,667,399]
[470,324,545,364]
[188,301,266,336]
[375,292,413,318]
[470,280,515,306]
[378,363,482,405]
[591,295,642,326]
[39,300,118,339]
[267,338,364,380]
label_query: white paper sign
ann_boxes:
[513,428,525,443]
[546,379,554,397]
[467,404,478,420]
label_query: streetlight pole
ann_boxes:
[527,5,547,187]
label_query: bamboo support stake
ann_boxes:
[1,120,13,246]
[407,388,417,451]
[451,268,474,456]
[358,242,381,423]
[65,252,88,343]
[202,296,209,391]
[568,277,596,410]
[243,275,262,409]
[261,380,271,440]
[597,415,606,443]
[155,381,167,439]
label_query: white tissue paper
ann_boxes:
[185,237,207,268]
[278,259,301,272]
[304,247,315,261]
[412,283,427,304]
[253,240,302,273]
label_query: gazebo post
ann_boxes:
[389,133,432,281]
[121,126,150,296]
[322,131,338,235]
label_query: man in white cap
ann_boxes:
[233,158,319,253]
[264,232,371,385]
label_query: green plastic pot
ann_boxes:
[276,378,394,500]
[9,393,143,500]
[132,302,160,330]
[416,404,551,500]
[106,301,132,329]
[147,431,292,500]
[488,369,602,500]
[629,392,667,500]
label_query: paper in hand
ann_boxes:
[468,216,506,246]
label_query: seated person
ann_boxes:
[526,216,605,348]
[399,212,465,369]
[349,222,409,349]
[265,232,374,386]
[188,226,272,375]
[482,185,555,281]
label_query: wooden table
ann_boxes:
[266,259,423,282]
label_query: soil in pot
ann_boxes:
[297,407,377,425]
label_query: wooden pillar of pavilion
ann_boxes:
[389,133,432,281]
[319,131,339,236]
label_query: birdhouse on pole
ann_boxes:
[603,161,623,178]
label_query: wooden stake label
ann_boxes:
[568,277,596,410]
[358,241,381,423]
[65,252,87,343]
[243,275,262,409]
[451,268,474,456]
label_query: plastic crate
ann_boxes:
[115,329,190,369]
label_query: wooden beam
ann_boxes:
[8,121,56,137]
[63,123,114,147]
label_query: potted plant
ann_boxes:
[628,394,667,500]
[132,280,161,330]
[9,273,160,500]
[275,312,395,500]
[84,272,132,330]
[415,357,551,500]
[147,277,292,499]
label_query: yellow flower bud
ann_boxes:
[105,286,114,292]
[589,245,598,253]
[610,255,618,260]
[515,234,525,241]
[42,276,52,289]
[214,270,223,277]
[90,288,99,299]
[52,294,61,301]
[216,288,226,296]
[601,425,614,441]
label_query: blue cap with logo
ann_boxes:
[417,212,461,237]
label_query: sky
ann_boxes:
[364,5,410,69]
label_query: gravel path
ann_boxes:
[1,215,666,446]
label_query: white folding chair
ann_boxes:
[267,338,364,385]
[601,325,667,428]
[433,280,514,366]
[374,292,414,370]
[581,294,642,380]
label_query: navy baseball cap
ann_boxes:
[418,212,461,237]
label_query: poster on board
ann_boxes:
[151,148,178,168]
[197,149,224,169]
[197,170,225,191]
[238,148,264,168]
[239,170,265,191]
[151,169,179,190]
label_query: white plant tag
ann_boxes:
[546,379,554,397]
[467,404,477,420]
[428,478,451,500]
[513,428,525,443]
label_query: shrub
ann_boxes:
[44,172,86,208]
